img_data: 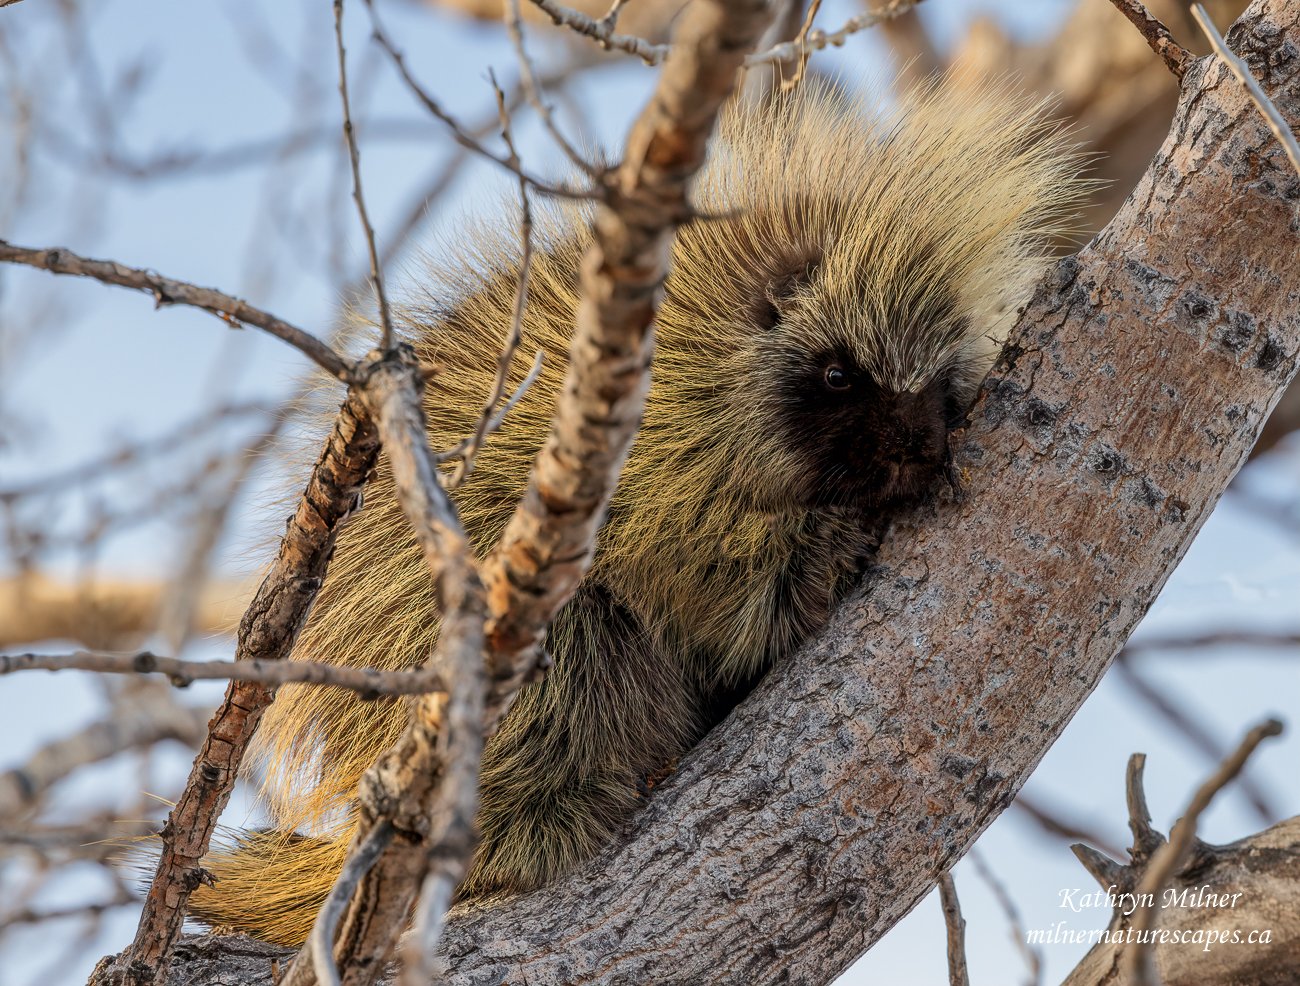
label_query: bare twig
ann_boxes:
[527,0,664,64]
[596,0,631,34]
[504,0,596,177]
[447,79,536,489]
[1106,0,1192,78]
[333,0,395,350]
[0,649,445,697]
[307,820,394,986]
[281,348,487,986]
[0,692,209,820]
[526,0,923,68]
[969,848,1041,986]
[1123,718,1284,985]
[36,117,450,181]
[1012,791,1126,861]
[779,0,823,92]
[0,240,354,381]
[1122,628,1300,658]
[482,0,774,708]
[1113,653,1279,822]
[745,0,923,67]
[1125,753,1165,859]
[937,872,970,986]
[1193,2,1300,176]
[437,350,545,473]
[0,401,266,501]
[363,0,590,200]
[0,891,135,929]
[108,379,384,986]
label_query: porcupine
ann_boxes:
[189,78,1087,945]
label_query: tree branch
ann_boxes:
[937,873,970,986]
[410,1,1300,980]
[1123,719,1283,985]
[1106,0,1192,77]
[333,0,396,350]
[104,379,384,986]
[87,0,1300,982]
[523,0,922,68]
[1063,740,1298,986]
[0,240,354,381]
[280,348,488,986]
[0,649,446,698]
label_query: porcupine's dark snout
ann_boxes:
[870,386,951,504]
[881,388,949,466]
[796,380,954,510]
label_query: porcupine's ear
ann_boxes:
[750,241,822,331]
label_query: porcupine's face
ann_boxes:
[744,238,988,513]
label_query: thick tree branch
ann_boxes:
[89,1,1300,983]
[406,1,1300,980]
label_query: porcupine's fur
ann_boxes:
[189,78,1088,946]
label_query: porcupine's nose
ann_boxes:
[883,389,946,467]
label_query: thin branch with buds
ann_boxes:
[0,650,446,698]
[0,240,354,381]
[525,0,924,69]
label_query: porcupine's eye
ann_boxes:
[823,365,850,391]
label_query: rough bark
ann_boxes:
[481,0,773,685]
[138,813,1300,986]
[414,1,1299,981]
[91,0,1300,982]
[282,348,488,986]
[1062,816,1300,986]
